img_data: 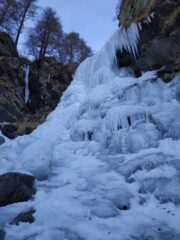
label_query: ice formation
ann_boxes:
[23,65,30,104]
[0,23,180,240]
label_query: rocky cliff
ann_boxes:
[0,32,73,139]
[117,0,180,82]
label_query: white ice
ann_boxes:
[0,24,180,240]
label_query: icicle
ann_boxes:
[74,22,141,88]
[138,22,142,31]
[147,16,151,23]
[143,12,155,25]
[151,12,155,18]
[121,129,128,154]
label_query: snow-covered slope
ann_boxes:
[0,25,180,240]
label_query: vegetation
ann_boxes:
[0,0,92,64]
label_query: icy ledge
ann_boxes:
[75,23,140,88]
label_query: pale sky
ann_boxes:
[38,0,118,52]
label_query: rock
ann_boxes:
[0,56,25,123]
[174,75,180,102]
[0,172,35,207]
[28,57,72,115]
[0,230,5,240]
[0,33,73,139]
[0,125,18,139]
[0,136,5,145]
[11,209,35,225]
[118,0,158,28]
[117,0,180,81]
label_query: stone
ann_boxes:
[11,210,35,225]
[0,172,35,207]
[175,76,180,102]
[0,125,18,139]
[0,230,5,240]
[0,136,5,145]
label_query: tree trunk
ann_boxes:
[15,2,30,47]
[39,28,48,59]
[41,31,50,58]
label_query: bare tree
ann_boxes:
[78,38,93,63]
[27,7,63,59]
[0,0,38,47]
[0,0,18,31]
[58,32,92,64]
[14,0,38,47]
[0,0,11,25]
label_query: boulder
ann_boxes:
[0,230,5,240]
[176,76,180,102]
[11,209,35,225]
[0,125,18,139]
[117,0,180,81]
[0,172,35,207]
[0,136,5,145]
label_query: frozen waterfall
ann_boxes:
[0,23,180,240]
[23,65,30,104]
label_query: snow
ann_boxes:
[0,24,180,239]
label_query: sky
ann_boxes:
[38,0,118,52]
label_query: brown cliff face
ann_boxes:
[0,33,73,139]
[118,0,158,28]
[117,0,180,82]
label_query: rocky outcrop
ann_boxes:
[28,57,74,114]
[0,172,35,207]
[0,32,73,139]
[0,55,25,125]
[117,0,180,81]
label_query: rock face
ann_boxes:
[118,0,158,28]
[28,58,75,115]
[0,32,17,57]
[117,0,180,81]
[0,172,35,207]
[0,55,25,126]
[0,32,73,139]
